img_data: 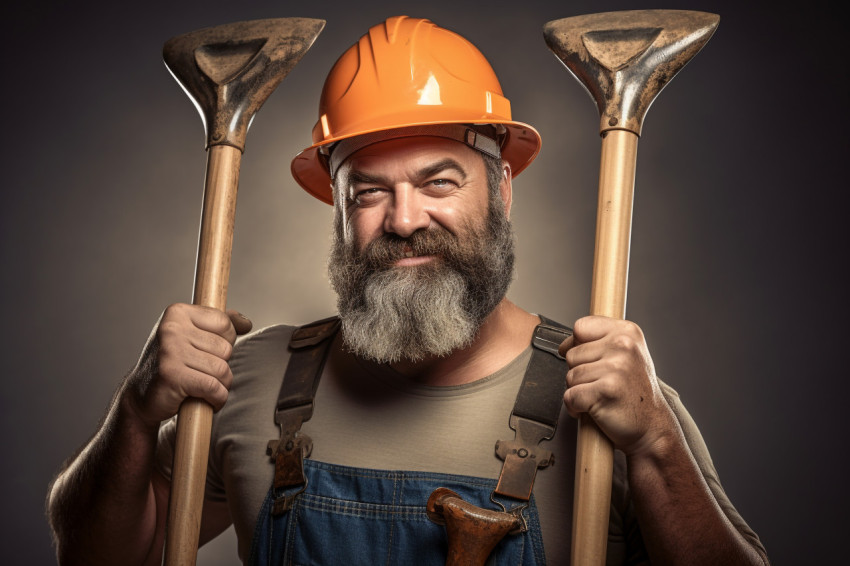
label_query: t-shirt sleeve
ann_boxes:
[659,379,770,565]
[152,327,283,506]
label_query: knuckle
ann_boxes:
[565,385,588,413]
[163,303,190,320]
[203,333,231,359]
[573,317,591,336]
[210,310,233,333]
[209,357,230,379]
[219,369,234,391]
[617,321,645,344]
[623,320,643,338]
[598,378,619,400]
[201,374,222,396]
[611,333,636,351]
[205,380,228,410]
[157,319,181,338]
[219,339,234,360]
[607,355,630,376]
[566,366,583,386]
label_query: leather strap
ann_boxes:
[494,316,571,502]
[267,314,570,512]
[267,316,340,514]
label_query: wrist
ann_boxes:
[624,405,682,463]
[118,382,163,436]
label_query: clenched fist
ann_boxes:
[124,303,253,429]
[559,315,678,458]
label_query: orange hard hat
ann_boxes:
[291,16,542,205]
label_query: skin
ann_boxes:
[559,318,765,565]
[335,136,539,385]
[46,305,247,565]
[46,135,764,565]
[339,136,764,564]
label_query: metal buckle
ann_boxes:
[267,404,315,514]
[494,416,556,501]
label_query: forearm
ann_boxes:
[47,385,166,566]
[627,422,765,566]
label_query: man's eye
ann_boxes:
[354,188,384,203]
[429,179,453,188]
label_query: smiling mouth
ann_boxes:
[395,246,435,266]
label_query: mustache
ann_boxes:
[356,228,466,270]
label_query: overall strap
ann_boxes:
[267,315,340,514]
[494,315,572,502]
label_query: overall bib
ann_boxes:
[251,316,571,565]
[248,460,546,565]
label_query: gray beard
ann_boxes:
[328,200,515,363]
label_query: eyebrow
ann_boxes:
[415,158,468,184]
[347,158,468,188]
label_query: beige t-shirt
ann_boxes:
[158,322,766,565]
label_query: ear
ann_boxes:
[500,161,513,219]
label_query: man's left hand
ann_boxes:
[558,316,677,458]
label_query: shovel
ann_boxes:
[543,10,719,565]
[160,17,324,565]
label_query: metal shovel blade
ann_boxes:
[543,10,719,136]
[163,17,325,151]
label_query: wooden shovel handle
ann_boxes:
[164,144,241,566]
[571,130,638,565]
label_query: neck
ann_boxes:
[388,298,540,386]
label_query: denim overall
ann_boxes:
[247,460,547,565]
[249,317,570,565]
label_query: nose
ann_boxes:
[383,186,430,237]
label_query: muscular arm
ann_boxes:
[626,404,766,565]
[561,316,768,565]
[47,386,169,566]
[46,304,250,566]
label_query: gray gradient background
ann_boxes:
[2,0,846,564]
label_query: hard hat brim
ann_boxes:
[290,120,541,205]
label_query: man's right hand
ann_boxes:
[124,303,253,429]
[47,304,251,566]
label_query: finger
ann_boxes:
[186,329,234,361]
[184,304,238,341]
[227,309,253,335]
[565,359,605,388]
[563,383,596,419]
[564,338,606,369]
[572,315,617,344]
[157,357,230,411]
[557,334,574,358]
[564,377,618,417]
[183,350,234,389]
[177,365,230,411]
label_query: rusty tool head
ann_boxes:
[163,17,325,151]
[543,10,719,136]
[427,488,524,566]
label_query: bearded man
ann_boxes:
[329,139,514,364]
[47,16,769,566]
